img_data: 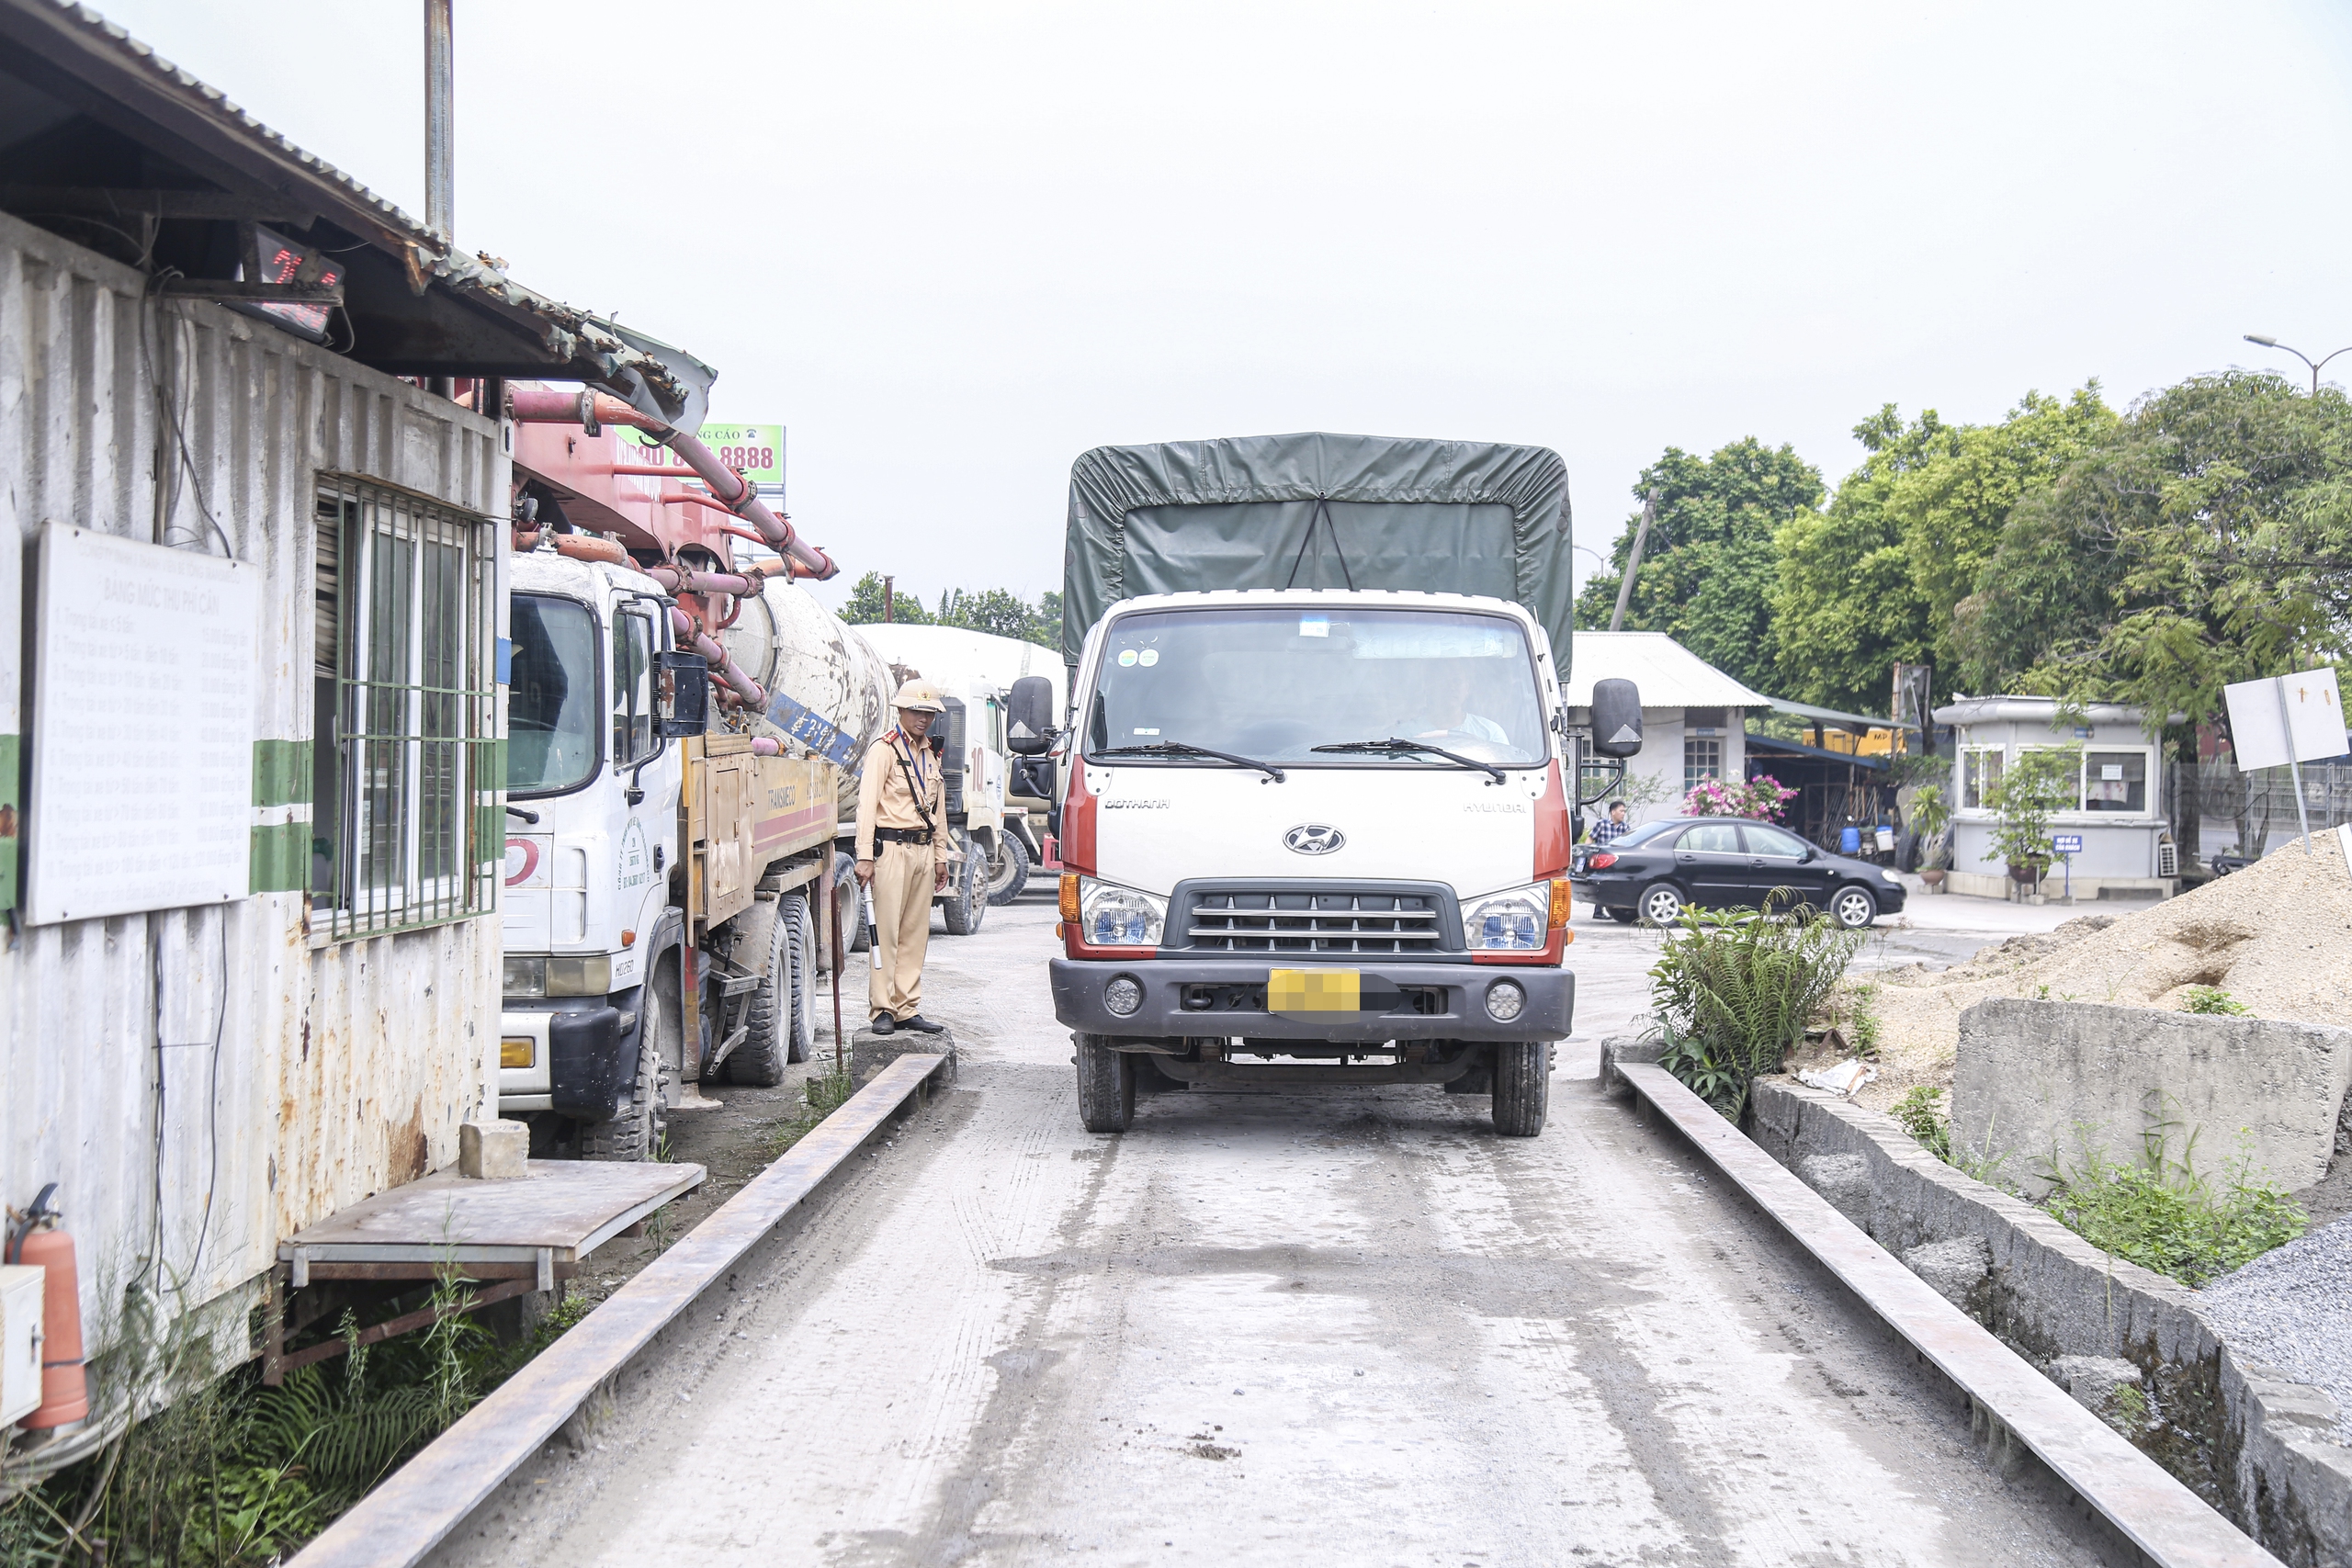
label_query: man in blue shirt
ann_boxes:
[1590,800,1632,846]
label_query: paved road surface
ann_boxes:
[438,896,2118,1567]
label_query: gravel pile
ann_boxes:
[1856,829,2352,1113]
[2199,1215,2352,1446]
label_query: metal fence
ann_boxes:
[2171,759,2352,864]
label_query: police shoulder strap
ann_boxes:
[892,734,939,839]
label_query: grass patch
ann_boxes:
[1890,1085,1953,1163]
[761,1069,860,1158]
[2041,1134,2305,1288]
[2180,985,2249,1016]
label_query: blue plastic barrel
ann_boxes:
[1839,826,1862,855]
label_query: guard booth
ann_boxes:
[1932,695,2178,899]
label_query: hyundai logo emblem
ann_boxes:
[1283,824,1345,855]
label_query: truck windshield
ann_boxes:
[1086,607,1547,768]
[510,593,599,795]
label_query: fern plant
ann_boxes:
[1647,902,1865,1120]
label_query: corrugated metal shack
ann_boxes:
[0,0,716,1454]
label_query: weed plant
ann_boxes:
[2041,1128,2305,1288]
[1890,1085,1954,1163]
[2,1269,582,1566]
[1648,900,1865,1120]
[2180,986,2250,1016]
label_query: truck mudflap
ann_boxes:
[1047,959,1571,1043]
[547,1007,628,1121]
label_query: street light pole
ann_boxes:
[2242,334,2352,397]
[1607,490,1658,635]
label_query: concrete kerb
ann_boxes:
[1600,1046,2290,1568]
[1740,1073,2352,1567]
[287,1052,955,1568]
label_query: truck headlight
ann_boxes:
[546,954,613,997]
[1486,979,1526,1021]
[1077,877,1166,948]
[503,955,546,998]
[1459,883,1550,951]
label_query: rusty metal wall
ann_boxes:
[0,209,508,1354]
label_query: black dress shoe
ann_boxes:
[870,1012,896,1035]
[899,1014,945,1034]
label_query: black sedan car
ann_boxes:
[1569,817,1905,929]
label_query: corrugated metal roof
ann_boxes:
[1561,632,1771,710]
[1,0,714,423]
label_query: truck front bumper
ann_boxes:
[1048,959,1573,1043]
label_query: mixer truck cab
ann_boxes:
[1018,434,1643,1139]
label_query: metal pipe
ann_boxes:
[644,563,760,599]
[506,387,836,580]
[669,607,764,708]
[424,0,455,240]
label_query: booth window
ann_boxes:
[312,477,497,937]
[2083,750,2149,813]
[1961,746,2004,809]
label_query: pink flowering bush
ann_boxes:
[1682,774,1796,820]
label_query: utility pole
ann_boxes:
[883,575,895,623]
[1607,490,1657,635]
[2243,334,2352,397]
[424,0,456,240]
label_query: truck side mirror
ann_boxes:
[657,649,707,738]
[1012,755,1057,799]
[930,696,967,771]
[1006,675,1056,755]
[1589,678,1644,759]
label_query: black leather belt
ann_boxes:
[874,826,934,846]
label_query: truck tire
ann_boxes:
[783,891,814,1064]
[942,829,985,935]
[836,850,869,954]
[1074,1033,1134,1133]
[985,831,1031,906]
[1490,1042,1550,1137]
[582,964,673,1161]
[725,893,811,1085]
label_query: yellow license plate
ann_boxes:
[1268,968,1362,1014]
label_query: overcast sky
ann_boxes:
[101,1,2352,614]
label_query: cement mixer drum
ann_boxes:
[722,585,892,796]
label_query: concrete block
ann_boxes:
[459,1119,527,1179]
[851,1027,954,1085]
[2050,1355,2144,1421]
[1599,1034,1665,1094]
[1902,1235,1992,1309]
[1796,1154,1871,1227]
[1953,998,2352,1200]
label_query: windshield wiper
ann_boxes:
[1091,741,1285,782]
[1311,738,1506,785]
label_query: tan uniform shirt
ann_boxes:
[854,729,953,870]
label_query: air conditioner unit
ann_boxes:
[0,1265,43,1427]
[2155,832,2178,879]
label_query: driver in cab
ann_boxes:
[1408,662,1508,748]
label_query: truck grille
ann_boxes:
[1185,890,1445,954]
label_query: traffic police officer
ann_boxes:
[854,681,957,1034]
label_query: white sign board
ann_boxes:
[25,525,258,925]
[2223,669,2348,772]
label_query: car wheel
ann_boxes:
[1637,882,1685,927]
[1832,886,1878,929]
[1601,906,1635,924]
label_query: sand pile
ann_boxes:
[1854,829,2352,1114]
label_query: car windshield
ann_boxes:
[1085,607,1547,768]
[510,593,599,795]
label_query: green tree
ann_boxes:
[937,587,1055,645]
[1577,437,1824,694]
[840,570,933,626]
[1955,371,2352,730]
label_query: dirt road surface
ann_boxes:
[435,894,2120,1567]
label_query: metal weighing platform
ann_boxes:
[264,1160,705,1383]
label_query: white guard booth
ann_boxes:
[1932,695,2178,900]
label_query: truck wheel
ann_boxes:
[582,965,673,1161]
[985,831,1031,906]
[942,830,985,935]
[1074,1033,1134,1133]
[726,894,808,1086]
[1490,1042,1550,1137]
[836,851,868,954]
[783,891,815,1065]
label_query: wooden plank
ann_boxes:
[278,1160,703,1259]
[287,1052,950,1568]
[1616,1063,2283,1568]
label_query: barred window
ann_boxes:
[1683,733,1723,791]
[311,477,497,938]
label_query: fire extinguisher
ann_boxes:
[7,1184,88,1430]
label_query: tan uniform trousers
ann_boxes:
[867,839,935,1021]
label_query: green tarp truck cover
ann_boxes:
[1061,432,1573,669]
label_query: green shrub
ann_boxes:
[2180,986,2249,1016]
[1649,903,1864,1120]
[1890,1085,1953,1163]
[2041,1137,2305,1288]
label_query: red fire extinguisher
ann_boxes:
[8,1184,88,1429]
